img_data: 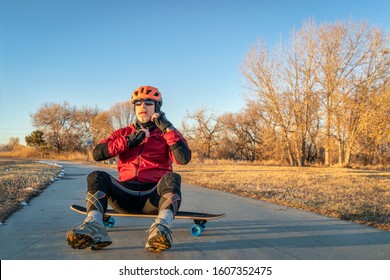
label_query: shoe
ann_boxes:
[145,222,173,252]
[66,220,112,250]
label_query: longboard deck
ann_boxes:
[70,205,225,220]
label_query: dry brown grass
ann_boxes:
[0,158,62,223]
[0,146,90,162]
[174,162,390,231]
[0,145,40,158]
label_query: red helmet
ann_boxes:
[131,85,163,107]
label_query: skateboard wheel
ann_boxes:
[104,217,115,228]
[190,224,204,237]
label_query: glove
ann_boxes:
[126,130,146,148]
[154,112,175,134]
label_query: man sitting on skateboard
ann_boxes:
[66,85,191,252]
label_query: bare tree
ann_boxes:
[73,105,101,150]
[9,137,20,147]
[91,111,114,145]
[241,19,389,166]
[241,32,321,166]
[108,101,135,130]
[220,105,265,161]
[284,20,321,166]
[315,20,389,166]
[182,108,223,159]
[31,102,78,153]
[75,105,100,133]
[355,82,390,164]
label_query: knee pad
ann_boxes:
[157,173,181,196]
[86,171,111,193]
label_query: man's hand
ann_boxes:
[126,126,150,149]
[151,112,174,134]
[138,125,150,138]
[151,112,160,122]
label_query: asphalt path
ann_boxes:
[1,161,390,260]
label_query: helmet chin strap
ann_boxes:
[154,101,161,113]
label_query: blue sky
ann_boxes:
[1,0,389,145]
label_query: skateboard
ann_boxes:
[70,205,225,237]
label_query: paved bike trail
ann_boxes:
[1,161,390,260]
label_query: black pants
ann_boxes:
[85,171,182,215]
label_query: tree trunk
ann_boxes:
[324,98,332,166]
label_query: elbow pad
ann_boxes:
[170,139,191,165]
[93,142,111,161]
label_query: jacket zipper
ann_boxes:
[134,142,145,181]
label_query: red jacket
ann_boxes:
[97,124,191,183]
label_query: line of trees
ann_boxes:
[16,19,390,167]
[184,19,389,167]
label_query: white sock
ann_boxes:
[85,210,104,224]
[155,209,174,226]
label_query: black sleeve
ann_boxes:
[92,142,111,162]
[170,139,191,165]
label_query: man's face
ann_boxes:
[134,99,155,123]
